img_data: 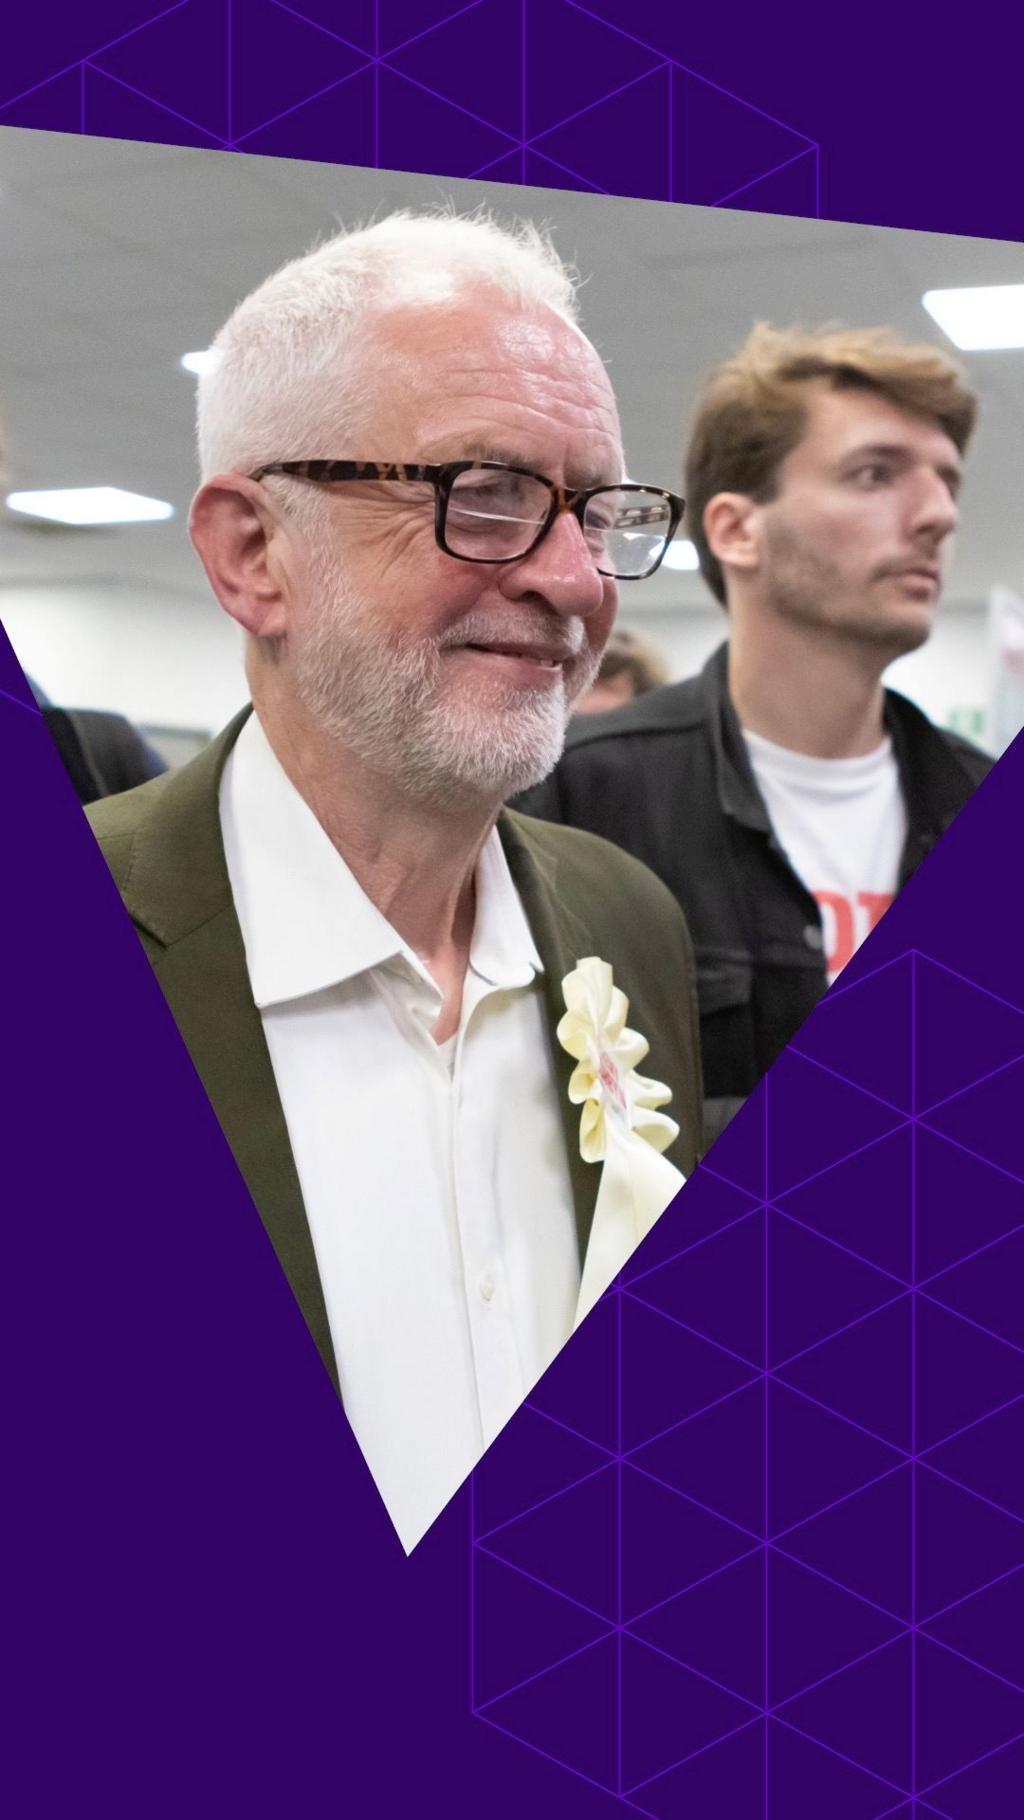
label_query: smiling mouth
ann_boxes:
[460,642,570,668]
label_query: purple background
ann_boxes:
[1,0,1023,236]
[3,4,1022,1814]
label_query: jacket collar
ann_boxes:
[698,642,773,833]
[884,688,982,875]
[700,637,980,854]
[123,705,249,945]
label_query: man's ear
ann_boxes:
[189,475,295,640]
[703,491,763,583]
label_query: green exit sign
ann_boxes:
[946,705,987,740]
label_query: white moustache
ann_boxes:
[439,613,586,662]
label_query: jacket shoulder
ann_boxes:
[85,771,175,892]
[505,804,698,960]
[936,726,996,785]
[884,688,996,790]
[504,808,690,931]
[83,712,248,942]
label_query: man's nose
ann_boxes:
[498,507,610,617]
[911,469,958,543]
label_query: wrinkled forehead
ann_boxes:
[322,291,624,476]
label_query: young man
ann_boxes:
[87,212,701,1549]
[517,325,991,1143]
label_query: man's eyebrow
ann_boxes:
[419,437,530,467]
[841,441,913,464]
[424,438,622,488]
[455,440,529,466]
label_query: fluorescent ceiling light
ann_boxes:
[660,538,699,572]
[6,487,174,525]
[180,348,220,376]
[922,284,1024,350]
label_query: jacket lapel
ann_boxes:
[498,810,601,1268]
[123,709,339,1392]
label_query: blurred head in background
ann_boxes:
[573,625,671,714]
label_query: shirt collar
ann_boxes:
[220,711,541,1010]
[469,825,542,990]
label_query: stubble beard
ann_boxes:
[762,517,935,662]
[289,540,597,808]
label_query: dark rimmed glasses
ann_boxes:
[250,459,685,580]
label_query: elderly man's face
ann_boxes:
[280,291,623,803]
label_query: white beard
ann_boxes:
[288,538,597,807]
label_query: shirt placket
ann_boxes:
[373,957,526,1453]
[451,974,526,1448]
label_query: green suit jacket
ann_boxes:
[87,710,704,1393]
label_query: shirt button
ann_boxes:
[479,1273,495,1303]
[803,924,823,950]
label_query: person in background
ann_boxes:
[25,676,166,804]
[44,704,166,803]
[573,625,670,714]
[515,324,992,1143]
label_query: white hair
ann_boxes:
[196,209,580,481]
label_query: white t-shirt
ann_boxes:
[220,712,580,1553]
[743,728,908,982]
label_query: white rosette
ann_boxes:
[557,957,686,1327]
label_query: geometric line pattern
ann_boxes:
[472,949,1024,1815]
[0,0,820,215]
[1,10,1020,1820]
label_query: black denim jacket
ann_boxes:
[514,642,993,1144]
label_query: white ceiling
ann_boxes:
[1,125,1022,614]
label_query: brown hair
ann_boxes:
[684,323,977,606]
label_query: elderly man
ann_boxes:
[88,212,701,1550]
[518,324,992,1143]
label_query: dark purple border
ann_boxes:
[3,6,1022,1815]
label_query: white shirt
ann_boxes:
[220,713,580,1552]
[743,728,908,982]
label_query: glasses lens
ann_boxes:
[584,487,673,578]
[444,466,552,560]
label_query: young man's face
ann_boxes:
[753,383,962,657]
